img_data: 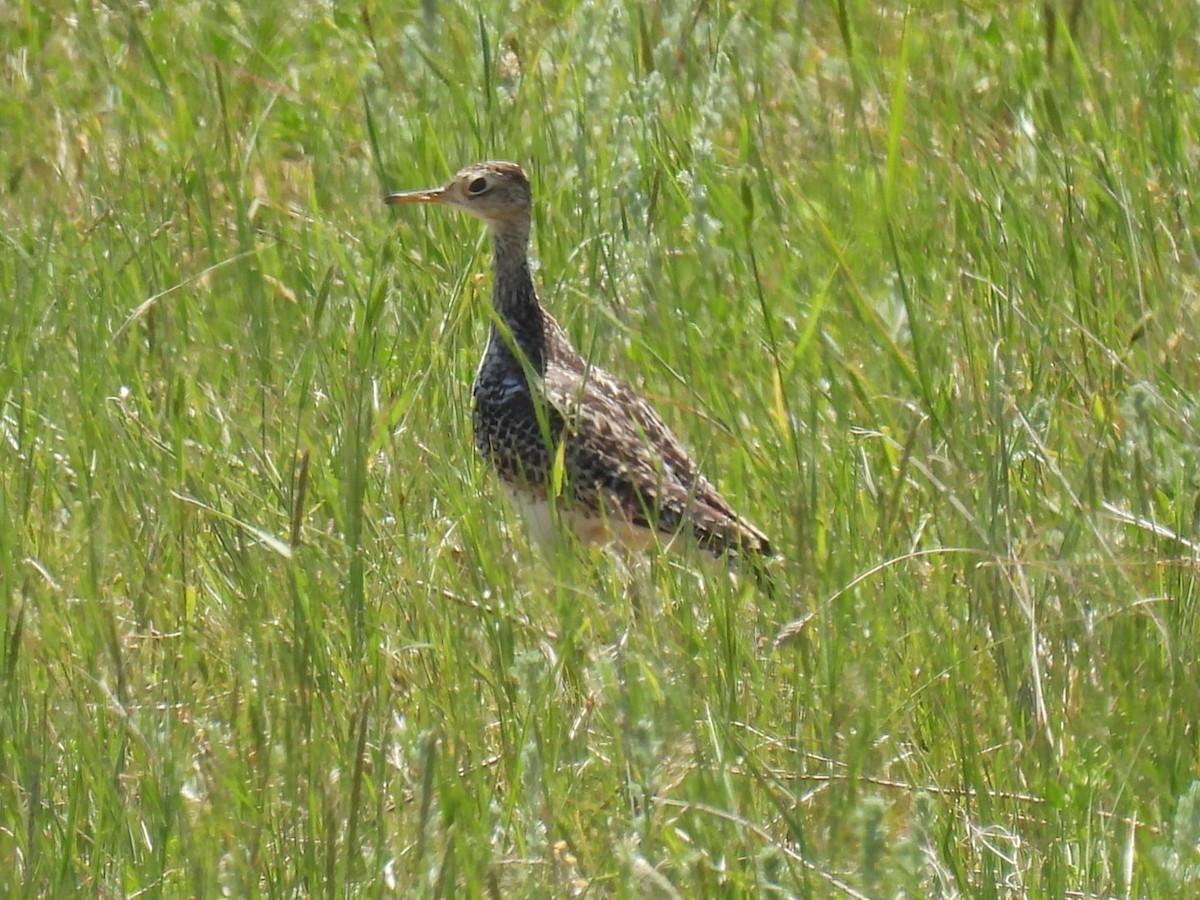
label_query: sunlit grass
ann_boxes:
[2,1,1198,895]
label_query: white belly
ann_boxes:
[503,488,672,555]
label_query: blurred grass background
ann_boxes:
[1,1,1198,895]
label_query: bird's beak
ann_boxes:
[384,186,448,206]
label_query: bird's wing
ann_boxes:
[542,357,772,558]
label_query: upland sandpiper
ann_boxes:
[386,161,771,559]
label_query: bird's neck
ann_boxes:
[487,227,545,375]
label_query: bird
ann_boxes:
[385,161,772,560]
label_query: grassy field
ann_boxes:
[2,1,1199,896]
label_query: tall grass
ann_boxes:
[2,1,1198,895]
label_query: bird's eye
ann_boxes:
[467,177,488,194]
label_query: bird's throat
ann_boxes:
[488,231,546,375]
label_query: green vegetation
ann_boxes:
[2,1,1198,895]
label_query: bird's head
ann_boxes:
[385,161,531,231]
